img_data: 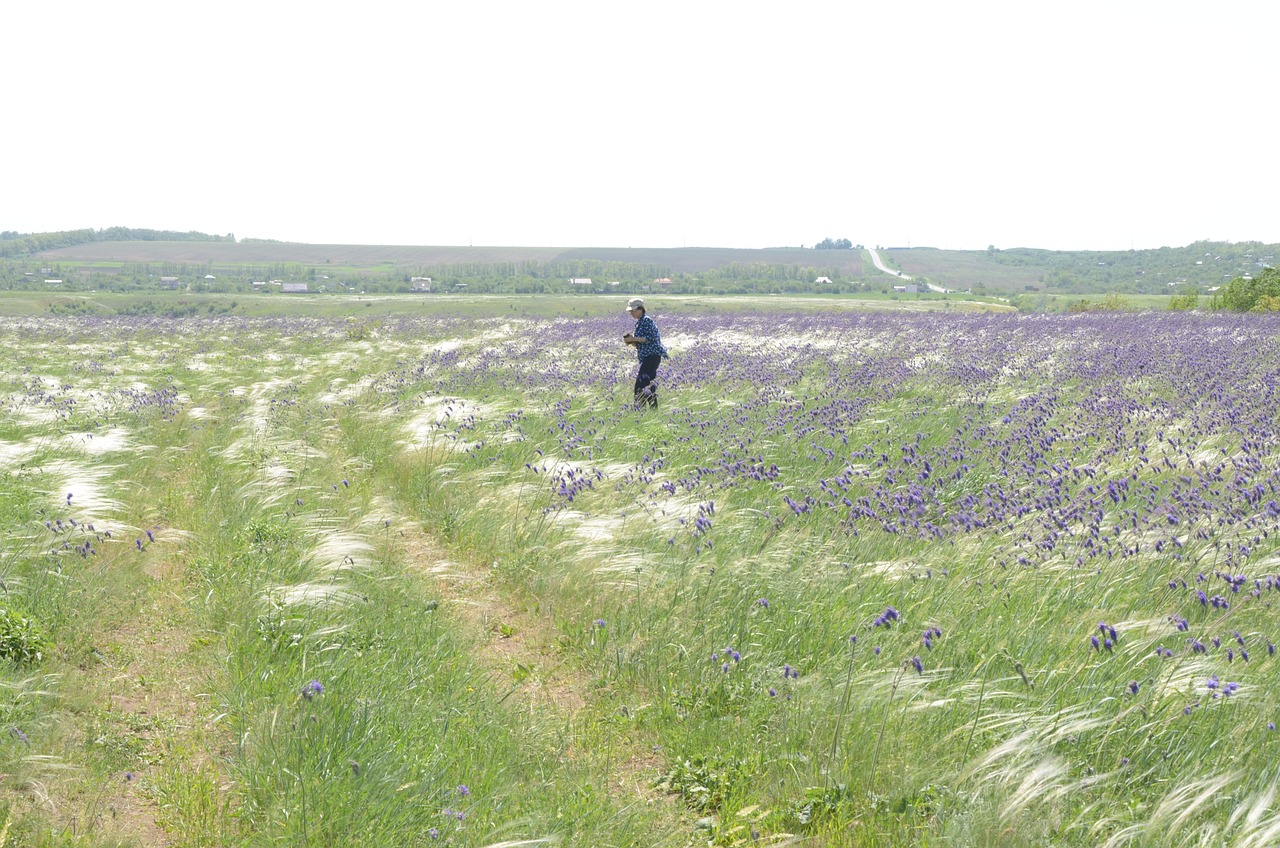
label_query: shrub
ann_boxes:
[0,609,47,665]
[1212,266,1280,311]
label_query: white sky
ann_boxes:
[6,1,1278,251]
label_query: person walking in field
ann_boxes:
[622,297,667,409]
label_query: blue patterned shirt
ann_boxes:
[633,315,668,360]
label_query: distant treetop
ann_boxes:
[814,238,854,250]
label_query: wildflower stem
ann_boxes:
[961,672,987,766]
[827,636,857,788]
[872,665,905,788]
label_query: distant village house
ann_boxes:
[282,283,308,293]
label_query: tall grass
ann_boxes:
[3,307,1280,845]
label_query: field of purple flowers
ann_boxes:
[3,306,1280,846]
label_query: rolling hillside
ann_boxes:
[32,241,866,276]
[9,229,1276,295]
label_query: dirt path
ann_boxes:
[395,523,672,806]
[43,549,220,847]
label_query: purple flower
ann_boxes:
[911,655,924,674]
[457,784,470,797]
[1128,680,1140,695]
[768,687,777,697]
[594,619,606,629]
[755,598,769,608]
[302,679,325,699]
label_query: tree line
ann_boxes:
[0,228,235,258]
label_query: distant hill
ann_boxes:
[29,240,864,276]
[885,242,1277,294]
[5,228,1276,295]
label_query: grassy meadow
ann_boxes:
[2,297,1280,846]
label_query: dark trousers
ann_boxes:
[634,355,661,408]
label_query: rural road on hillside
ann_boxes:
[866,248,951,293]
[866,247,912,280]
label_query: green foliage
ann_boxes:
[1067,292,1131,312]
[1210,266,1280,311]
[656,755,755,813]
[1167,284,1200,311]
[814,238,854,250]
[46,298,107,316]
[0,608,47,665]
